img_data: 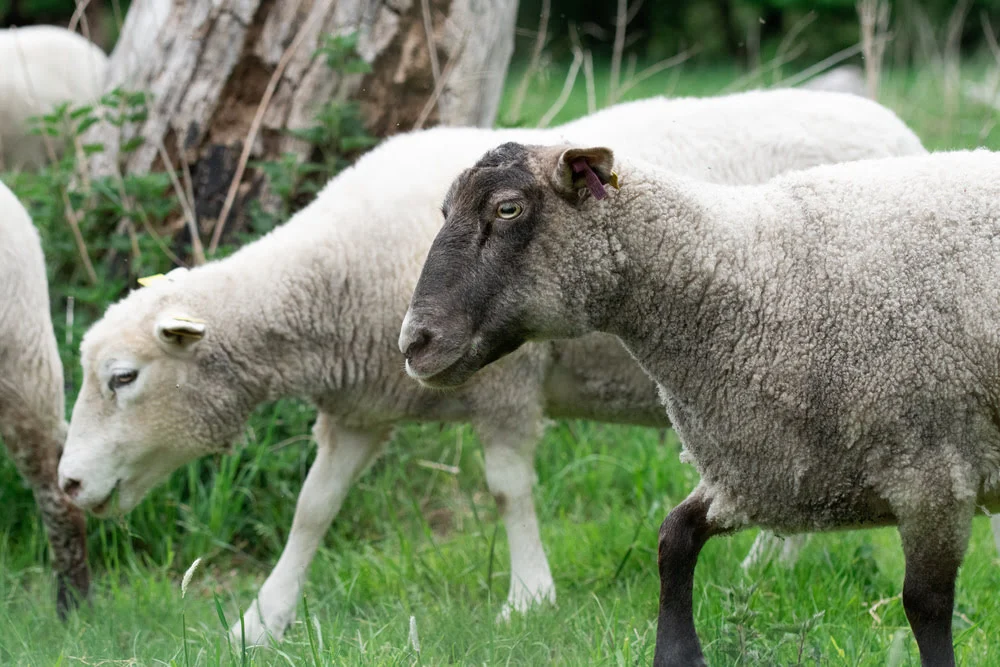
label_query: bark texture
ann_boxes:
[89,0,517,244]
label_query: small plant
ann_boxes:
[243,31,379,240]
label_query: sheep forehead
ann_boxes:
[80,286,175,365]
[79,325,153,372]
[446,143,547,212]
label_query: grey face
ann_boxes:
[399,142,616,388]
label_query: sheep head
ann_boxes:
[59,274,246,516]
[399,141,620,389]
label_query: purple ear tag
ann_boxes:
[571,157,607,200]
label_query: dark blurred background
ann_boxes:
[6,1,1000,66]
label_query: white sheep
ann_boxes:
[399,144,1000,666]
[58,88,926,645]
[0,25,108,170]
[0,179,89,616]
[799,64,868,97]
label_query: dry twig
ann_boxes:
[507,0,551,124]
[420,0,441,84]
[608,0,628,105]
[537,48,583,128]
[857,0,891,100]
[777,42,866,89]
[156,137,205,265]
[614,48,697,102]
[208,8,323,255]
[414,32,468,130]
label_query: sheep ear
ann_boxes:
[155,315,206,350]
[552,146,617,201]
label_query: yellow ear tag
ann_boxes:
[172,315,206,324]
[609,171,620,190]
[137,274,167,287]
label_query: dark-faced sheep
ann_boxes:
[401,143,1000,666]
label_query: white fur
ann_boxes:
[0,26,108,169]
[799,65,868,97]
[0,180,89,609]
[61,89,926,643]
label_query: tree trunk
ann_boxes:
[87,0,518,252]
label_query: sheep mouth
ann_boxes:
[405,347,480,388]
[89,479,121,517]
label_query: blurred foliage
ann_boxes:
[518,0,1000,65]
[0,0,131,26]
[6,0,1000,68]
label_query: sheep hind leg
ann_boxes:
[478,419,554,622]
[234,416,387,646]
[654,488,724,667]
[897,503,974,667]
[0,414,89,619]
[741,531,809,570]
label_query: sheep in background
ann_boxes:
[58,89,926,645]
[0,25,108,170]
[0,180,89,616]
[800,65,868,97]
[399,144,1000,667]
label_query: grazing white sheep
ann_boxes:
[0,25,108,169]
[58,89,926,645]
[0,179,89,616]
[399,143,1000,667]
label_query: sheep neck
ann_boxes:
[186,224,382,410]
[595,176,757,394]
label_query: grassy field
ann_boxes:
[1,61,1000,665]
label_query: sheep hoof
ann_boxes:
[230,599,290,647]
[55,569,91,621]
[495,586,556,624]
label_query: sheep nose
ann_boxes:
[61,477,83,499]
[403,328,433,361]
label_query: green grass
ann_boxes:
[2,60,1000,664]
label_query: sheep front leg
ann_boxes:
[654,489,721,667]
[741,531,810,570]
[479,423,554,621]
[234,417,386,646]
[897,505,972,667]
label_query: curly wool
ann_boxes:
[539,149,1000,533]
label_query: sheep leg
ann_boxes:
[0,414,89,618]
[740,530,779,570]
[742,531,809,570]
[897,506,972,667]
[234,416,386,646]
[654,490,721,667]
[479,422,554,621]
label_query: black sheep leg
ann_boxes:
[653,492,719,667]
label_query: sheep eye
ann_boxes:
[109,370,138,391]
[496,202,522,220]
